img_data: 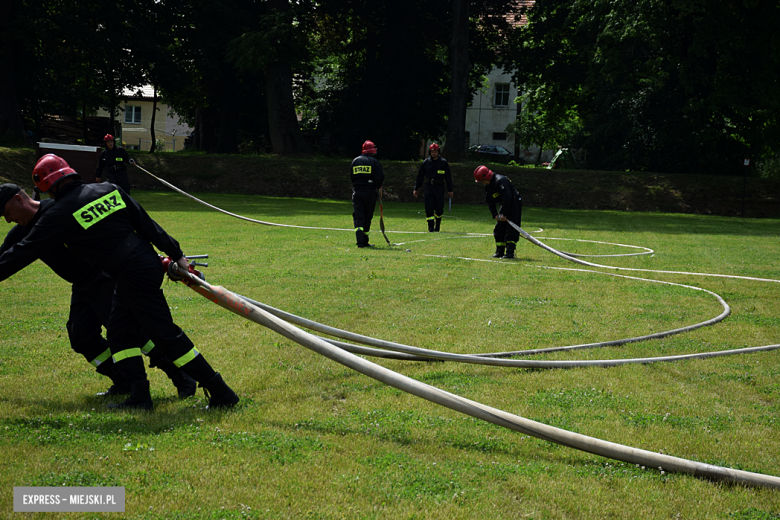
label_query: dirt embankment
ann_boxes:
[2,148,778,218]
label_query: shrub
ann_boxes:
[756,156,780,179]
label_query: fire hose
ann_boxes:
[133,163,780,486]
[162,259,780,489]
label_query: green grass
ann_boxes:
[1,193,780,518]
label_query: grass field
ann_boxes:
[1,191,780,519]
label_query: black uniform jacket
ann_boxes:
[485,173,521,218]
[0,181,183,282]
[0,199,98,286]
[350,154,385,190]
[414,157,453,191]
[96,146,130,176]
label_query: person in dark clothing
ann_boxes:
[96,134,131,193]
[473,165,523,259]
[350,140,385,248]
[0,184,196,399]
[0,156,239,410]
[413,143,454,232]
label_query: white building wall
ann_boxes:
[465,69,518,151]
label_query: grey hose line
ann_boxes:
[510,221,780,284]
[536,237,654,258]
[177,271,780,488]
[137,163,769,365]
[232,269,743,368]
[133,162,492,237]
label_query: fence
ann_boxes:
[126,136,183,152]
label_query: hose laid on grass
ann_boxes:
[141,164,780,486]
[233,288,780,369]
[132,162,488,237]
[173,266,780,489]
[510,221,780,285]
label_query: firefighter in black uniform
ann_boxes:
[96,134,131,193]
[413,143,454,232]
[473,165,523,259]
[0,183,196,399]
[350,140,385,248]
[0,155,239,410]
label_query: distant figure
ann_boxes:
[350,140,385,248]
[96,134,131,192]
[473,165,523,259]
[413,143,453,232]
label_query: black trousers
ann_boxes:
[493,198,523,245]
[352,188,377,244]
[104,168,131,193]
[424,185,446,219]
[106,244,210,381]
[67,275,116,364]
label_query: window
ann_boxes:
[125,105,142,124]
[493,132,507,141]
[494,84,510,107]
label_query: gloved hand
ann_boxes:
[176,256,190,271]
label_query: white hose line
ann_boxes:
[510,221,780,284]
[234,290,780,369]
[133,162,488,238]
[535,237,654,258]
[138,164,779,365]
[177,271,780,489]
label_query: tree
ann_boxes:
[227,0,310,154]
[444,0,470,161]
[0,0,25,139]
[507,88,580,164]
[504,0,780,174]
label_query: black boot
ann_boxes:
[95,363,131,397]
[492,246,505,258]
[427,219,435,232]
[434,217,441,232]
[154,358,197,398]
[502,244,516,259]
[202,373,239,409]
[106,380,153,410]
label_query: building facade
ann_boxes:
[96,86,193,152]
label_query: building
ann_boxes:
[462,0,553,164]
[464,68,519,156]
[96,86,193,152]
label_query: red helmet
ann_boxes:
[473,165,494,183]
[32,154,79,193]
[362,140,377,154]
[429,143,440,152]
[104,134,114,142]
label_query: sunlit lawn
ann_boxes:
[1,191,779,519]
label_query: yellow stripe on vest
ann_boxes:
[73,190,127,229]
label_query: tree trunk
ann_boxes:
[149,85,158,153]
[216,67,239,154]
[444,0,470,162]
[0,0,25,138]
[265,0,307,155]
